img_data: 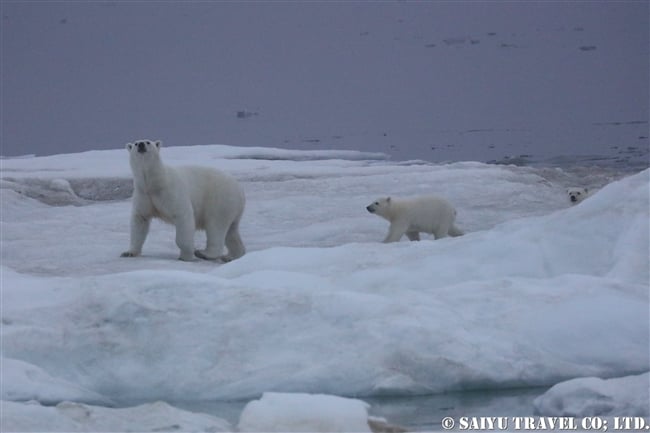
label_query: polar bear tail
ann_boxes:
[448,224,464,237]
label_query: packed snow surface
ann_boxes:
[1,144,648,428]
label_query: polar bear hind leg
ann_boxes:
[223,219,245,262]
[195,220,229,261]
[175,215,197,261]
[406,231,421,241]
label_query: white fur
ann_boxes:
[121,140,245,262]
[567,187,589,204]
[366,195,463,243]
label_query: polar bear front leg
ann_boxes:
[433,221,452,240]
[121,214,150,257]
[174,216,196,261]
[383,220,409,243]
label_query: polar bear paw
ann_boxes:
[178,251,197,262]
[195,249,234,263]
[120,251,138,258]
[194,249,219,261]
[219,255,235,263]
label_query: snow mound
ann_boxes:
[238,392,372,432]
[0,400,231,432]
[533,373,650,417]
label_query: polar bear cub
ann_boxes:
[367,195,463,243]
[121,139,245,262]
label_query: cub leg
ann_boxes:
[383,221,409,243]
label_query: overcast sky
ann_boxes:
[1,1,648,162]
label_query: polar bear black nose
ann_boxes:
[137,142,147,153]
[570,196,577,202]
[366,205,375,213]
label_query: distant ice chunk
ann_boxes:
[534,373,650,417]
[238,392,373,432]
[236,110,259,119]
[443,37,466,46]
[0,178,82,206]
[222,147,389,162]
[49,178,74,194]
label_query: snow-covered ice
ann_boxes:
[1,144,648,430]
[1,358,111,406]
[0,400,231,432]
[534,373,650,417]
[238,392,373,432]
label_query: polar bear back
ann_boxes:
[173,165,245,230]
[388,196,456,233]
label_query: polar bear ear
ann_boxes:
[126,143,133,151]
[154,140,162,149]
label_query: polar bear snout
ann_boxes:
[137,142,147,153]
[366,199,385,214]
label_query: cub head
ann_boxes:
[126,139,162,165]
[567,187,588,204]
[366,197,392,217]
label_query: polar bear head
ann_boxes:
[126,139,162,168]
[567,187,588,204]
[366,197,392,218]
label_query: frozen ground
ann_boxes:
[1,144,648,430]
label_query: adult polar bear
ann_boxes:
[121,140,245,262]
[367,196,463,243]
